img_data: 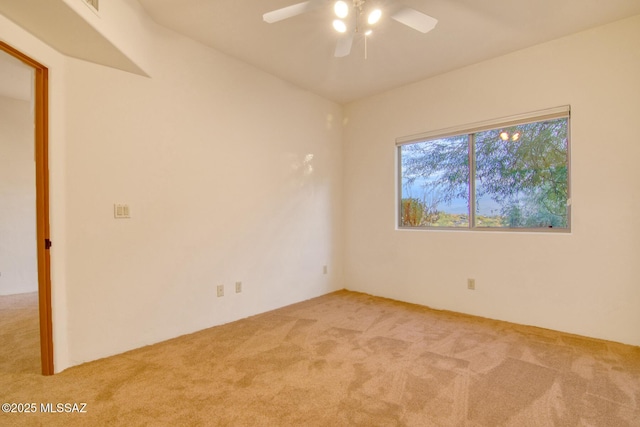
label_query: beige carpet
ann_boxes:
[0,292,40,375]
[1,290,639,426]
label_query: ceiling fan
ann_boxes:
[263,0,438,58]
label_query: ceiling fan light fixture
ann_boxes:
[333,19,347,33]
[334,1,349,19]
[368,9,382,25]
[263,0,439,59]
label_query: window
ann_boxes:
[398,107,570,231]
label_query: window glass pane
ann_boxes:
[400,135,469,227]
[474,118,569,228]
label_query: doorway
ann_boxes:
[0,41,53,375]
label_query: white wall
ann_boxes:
[343,15,640,346]
[0,95,37,295]
[63,41,344,366]
[2,1,343,371]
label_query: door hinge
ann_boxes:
[45,239,52,250]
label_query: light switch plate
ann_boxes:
[114,204,130,219]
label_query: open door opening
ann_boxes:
[0,41,53,375]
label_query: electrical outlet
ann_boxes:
[323,265,328,274]
[235,281,242,293]
[217,285,224,297]
[467,278,476,290]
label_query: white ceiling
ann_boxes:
[137,0,640,104]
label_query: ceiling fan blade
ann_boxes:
[334,33,354,58]
[391,7,438,33]
[263,1,320,24]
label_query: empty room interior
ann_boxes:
[1,0,639,425]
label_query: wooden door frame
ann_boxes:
[0,41,53,375]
